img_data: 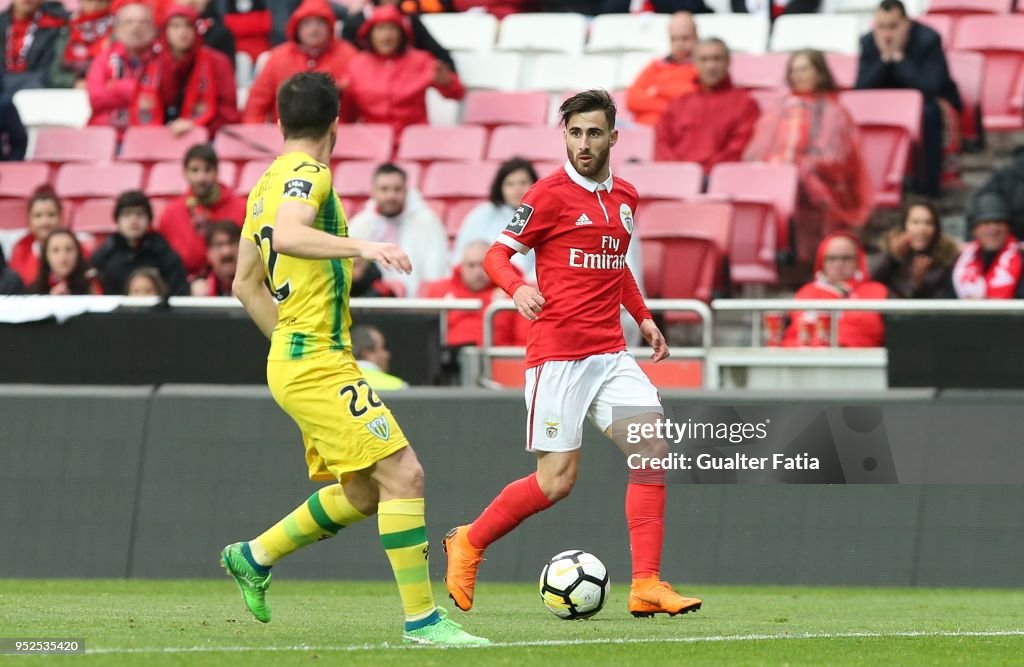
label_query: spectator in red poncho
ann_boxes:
[86,0,158,133]
[744,49,873,268]
[130,4,238,135]
[50,0,115,89]
[655,37,758,170]
[952,193,1024,300]
[782,232,887,348]
[157,144,246,276]
[420,240,529,347]
[626,12,699,127]
[342,0,455,70]
[0,0,68,97]
[340,4,464,145]
[242,0,357,123]
[9,187,66,286]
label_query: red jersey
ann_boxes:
[495,163,644,367]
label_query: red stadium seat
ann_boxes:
[0,198,28,230]
[0,162,50,198]
[640,200,733,288]
[332,161,423,200]
[396,125,487,164]
[421,162,497,204]
[487,125,564,163]
[824,53,858,90]
[236,159,273,194]
[444,199,485,239]
[332,124,393,163]
[617,162,703,202]
[119,126,210,165]
[55,162,144,201]
[642,232,720,323]
[71,198,116,234]
[462,91,550,130]
[838,89,923,207]
[952,15,1024,131]
[424,199,447,225]
[611,126,654,167]
[926,0,1011,16]
[33,127,117,163]
[213,124,283,163]
[532,160,564,178]
[947,50,987,145]
[730,52,789,90]
[915,14,956,46]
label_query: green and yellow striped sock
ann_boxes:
[250,484,369,566]
[378,498,437,628]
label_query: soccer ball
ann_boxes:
[539,550,610,620]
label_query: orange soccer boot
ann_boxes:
[628,575,702,617]
[442,525,484,611]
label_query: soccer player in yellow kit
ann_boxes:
[221,72,487,646]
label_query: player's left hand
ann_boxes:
[362,241,412,274]
[640,319,669,362]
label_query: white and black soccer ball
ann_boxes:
[539,550,610,620]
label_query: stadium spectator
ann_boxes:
[157,144,246,276]
[340,5,464,145]
[626,12,698,128]
[125,265,169,296]
[49,0,115,89]
[130,4,239,135]
[952,193,1024,300]
[966,146,1024,242]
[242,0,356,123]
[454,157,537,283]
[0,246,25,294]
[221,0,271,60]
[871,201,958,299]
[189,220,239,295]
[0,77,28,160]
[421,240,529,348]
[28,229,102,295]
[352,323,409,389]
[0,0,68,98]
[9,187,65,286]
[92,190,190,295]
[654,37,758,170]
[342,0,455,70]
[87,0,158,133]
[855,0,961,198]
[350,256,398,297]
[728,0,819,19]
[743,49,873,267]
[179,0,236,62]
[348,162,449,297]
[782,232,887,347]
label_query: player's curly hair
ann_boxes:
[558,89,616,131]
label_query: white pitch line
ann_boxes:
[83,629,1024,655]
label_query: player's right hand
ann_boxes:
[361,241,412,274]
[513,285,545,321]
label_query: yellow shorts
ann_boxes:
[267,351,409,482]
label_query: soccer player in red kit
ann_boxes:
[443,89,702,618]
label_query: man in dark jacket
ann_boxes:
[341,0,455,70]
[855,0,961,198]
[968,146,1024,241]
[92,190,190,296]
[0,0,69,99]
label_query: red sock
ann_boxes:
[626,479,665,580]
[467,473,553,550]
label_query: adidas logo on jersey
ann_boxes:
[575,213,593,226]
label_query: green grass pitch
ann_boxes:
[2,580,1023,665]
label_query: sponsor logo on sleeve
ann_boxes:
[505,203,535,235]
[283,178,314,199]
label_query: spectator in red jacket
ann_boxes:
[86,0,157,133]
[655,37,759,170]
[782,232,887,347]
[50,0,115,89]
[9,187,66,286]
[421,240,529,347]
[157,143,246,276]
[28,229,103,295]
[189,220,239,295]
[340,4,464,145]
[130,4,238,135]
[626,12,698,127]
[242,0,357,123]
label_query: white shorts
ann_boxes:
[524,351,663,452]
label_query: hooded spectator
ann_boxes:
[967,146,1024,242]
[782,232,887,347]
[871,201,958,299]
[0,0,68,96]
[626,12,699,127]
[28,229,102,295]
[952,193,1024,300]
[87,0,158,133]
[242,0,357,123]
[340,4,464,145]
[8,187,66,286]
[50,0,115,88]
[342,0,455,70]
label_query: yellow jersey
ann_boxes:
[241,151,352,361]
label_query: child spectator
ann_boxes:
[125,265,168,296]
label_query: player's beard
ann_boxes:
[570,149,609,180]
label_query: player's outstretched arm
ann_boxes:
[234,239,278,339]
[273,201,412,274]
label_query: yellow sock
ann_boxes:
[378,498,436,624]
[251,484,369,565]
